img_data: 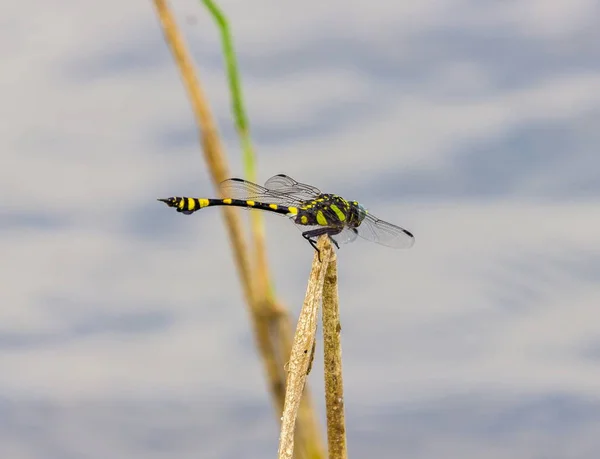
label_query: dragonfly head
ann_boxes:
[357,203,367,217]
[347,201,368,227]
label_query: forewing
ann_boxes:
[219,178,303,206]
[356,214,415,249]
[264,174,322,201]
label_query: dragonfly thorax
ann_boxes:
[294,194,353,228]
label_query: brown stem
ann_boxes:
[322,253,347,458]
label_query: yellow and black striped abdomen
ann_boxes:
[158,196,299,217]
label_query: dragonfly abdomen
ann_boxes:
[158,197,299,216]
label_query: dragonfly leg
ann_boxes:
[301,227,343,261]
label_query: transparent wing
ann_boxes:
[356,214,415,249]
[219,178,305,206]
[264,174,322,201]
[334,227,359,245]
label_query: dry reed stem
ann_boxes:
[274,310,326,459]
[322,254,347,459]
[278,236,333,459]
[152,3,325,458]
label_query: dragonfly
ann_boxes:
[158,174,415,257]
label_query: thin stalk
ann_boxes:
[152,0,254,306]
[278,236,334,459]
[201,0,254,177]
[322,254,347,458]
[201,0,274,304]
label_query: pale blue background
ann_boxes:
[2,0,600,457]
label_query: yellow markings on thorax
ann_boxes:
[316,211,328,226]
[330,204,346,222]
[301,198,321,210]
[222,198,232,204]
[269,203,278,210]
[287,206,299,216]
[246,200,255,206]
[300,215,308,224]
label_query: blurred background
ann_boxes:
[2,0,600,457]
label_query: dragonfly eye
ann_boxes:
[353,203,368,222]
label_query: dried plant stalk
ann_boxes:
[278,237,333,459]
[322,254,347,459]
[271,308,325,459]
